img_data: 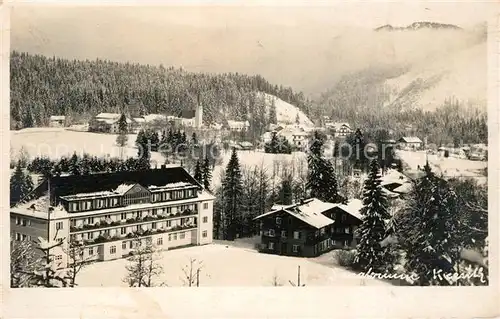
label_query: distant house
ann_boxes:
[226,120,250,132]
[327,122,352,137]
[88,113,132,134]
[398,136,422,150]
[254,198,363,257]
[49,115,66,127]
[276,127,310,150]
[238,141,254,151]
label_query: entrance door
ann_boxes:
[280,243,287,255]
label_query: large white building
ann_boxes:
[10,167,215,267]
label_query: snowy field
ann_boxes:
[397,150,487,183]
[10,128,165,165]
[77,240,389,287]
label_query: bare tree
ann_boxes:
[123,237,165,287]
[289,265,306,287]
[271,271,283,287]
[65,240,95,287]
[181,257,204,287]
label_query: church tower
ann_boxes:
[195,94,203,129]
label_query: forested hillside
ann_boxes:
[10,51,312,129]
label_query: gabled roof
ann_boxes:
[331,199,364,220]
[96,113,121,119]
[42,167,201,205]
[399,136,422,143]
[255,198,336,229]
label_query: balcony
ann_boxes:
[79,223,198,246]
[69,209,197,233]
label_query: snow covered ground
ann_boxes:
[259,92,315,127]
[10,127,165,165]
[77,240,389,287]
[397,150,487,183]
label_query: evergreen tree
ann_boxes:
[295,112,300,125]
[191,132,198,145]
[116,113,128,158]
[354,159,392,272]
[350,128,368,171]
[68,153,81,176]
[222,148,243,240]
[202,156,212,191]
[278,175,293,205]
[306,131,341,203]
[269,98,278,125]
[22,107,34,128]
[194,160,203,184]
[10,161,32,205]
[396,162,462,285]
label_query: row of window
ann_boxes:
[103,230,209,255]
[70,203,207,227]
[268,226,350,238]
[66,189,198,213]
[14,233,32,241]
[14,217,32,227]
[267,242,301,253]
[274,214,347,226]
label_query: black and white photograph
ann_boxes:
[2,0,497,313]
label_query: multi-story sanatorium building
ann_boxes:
[10,166,215,267]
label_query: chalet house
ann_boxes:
[88,113,133,134]
[327,122,353,138]
[277,127,310,150]
[254,198,363,257]
[226,120,250,132]
[380,169,413,197]
[398,136,422,150]
[49,116,66,127]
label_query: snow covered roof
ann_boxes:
[133,117,146,123]
[399,136,422,143]
[256,198,336,229]
[96,113,121,119]
[380,169,411,186]
[332,199,364,220]
[143,114,167,122]
[115,184,136,195]
[11,195,68,220]
[227,120,249,128]
[148,182,194,192]
[50,115,65,121]
[392,183,413,194]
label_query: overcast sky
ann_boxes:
[10,1,493,94]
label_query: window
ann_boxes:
[281,230,287,238]
[320,228,325,235]
[121,213,127,220]
[180,232,185,239]
[168,234,172,241]
[332,240,337,246]
[96,199,104,208]
[15,233,21,241]
[121,227,126,235]
[27,235,32,241]
[268,242,275,250]
[166,207,172,215]
[110,246,116,254]
[129,241,133,249]
[203,216,208,223]
[89,247,95,255]
[292,245,299,252]
[15,217,20,225]
[122,242,127,250]
[88,232,94,240]
[56,222,63,230]
[22,234,27,241]
[293,231,301,239]
[87,217,94,225]
[166,220,172,227]
[344,240,349,247]
[202,230,208,238]
[85,201,91,210]
[157,237,163,245]
[152,209,157,216]
[71,219,76,227]
[341,214,347,222]
[344,227,350,234]
[173,234,178,240]
[336,227,342,233]
[152,222,157,229]
[203,203,209,210]
[21,219,27,226]
[55,255,63,261]
[276,217,282,225]
[268,229,275,237]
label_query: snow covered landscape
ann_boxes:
[77,239,389,287]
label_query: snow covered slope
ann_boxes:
[384,41,487,111]
[259,92,314,127]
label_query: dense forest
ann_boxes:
[312,66,488,145]
[10,51,311,129]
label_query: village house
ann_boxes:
[88,113,133,134]
[10,166,215,267]
[254,198,363,257]
[327,122,353,138]
[49,115,66,128]
[225,120,250,132]
[397,136,423,150]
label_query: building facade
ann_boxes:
[397,136,423,150]
[10,167,215,267]
[49,116,66,127]
[254,198,363,257]
[88,113,133,133]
